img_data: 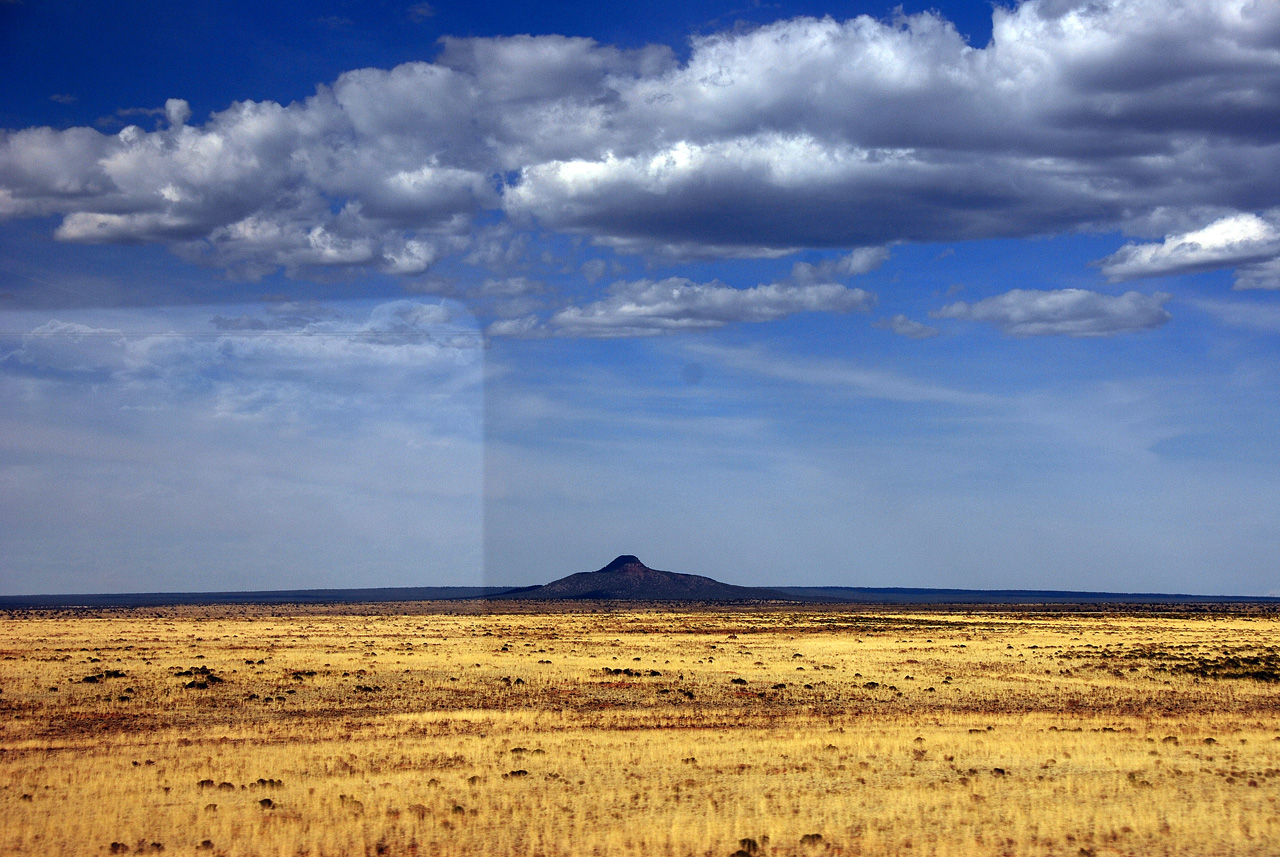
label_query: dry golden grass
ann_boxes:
[1,603,1279,856]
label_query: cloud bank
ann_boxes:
[0,0,1277,289]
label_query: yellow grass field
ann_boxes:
[1,604,1278,857]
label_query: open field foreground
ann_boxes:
[2,605,1279,857]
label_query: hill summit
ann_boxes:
[505,555,789,601]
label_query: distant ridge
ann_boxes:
[0,586,513,610]
[772,586,1280,605]
[3,564,1278,609]
[502,555,791,601]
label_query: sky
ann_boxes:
[2,0,1280,596]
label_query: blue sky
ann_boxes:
[3,0,1280,595]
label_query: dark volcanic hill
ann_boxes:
[504,555,791,601]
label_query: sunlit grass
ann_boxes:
[1,605,1278,855]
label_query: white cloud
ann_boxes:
[1099,213,1280,283]
[2,1,1280,272]
[537,278,875,338]
[933,288,1172,337]
[507,1,1280,254]
[873,314,939,339]
[164,98,192,129]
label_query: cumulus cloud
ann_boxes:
[2,0,1280,276]
[0,80,499,276]
[1099,213,1280,285]
[506,1,1280,255]
[932,289,1172,337]
[873,314,939,339]
[496,278,875,338]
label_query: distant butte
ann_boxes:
[504,555,792,602]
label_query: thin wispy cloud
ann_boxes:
[0,299,484,590]
[873,314,939,339]
[687,343,999,407]
[1189,298,1280,333]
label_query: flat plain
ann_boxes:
[1,603,1278,857]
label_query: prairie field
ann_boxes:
[1,604,1278,857]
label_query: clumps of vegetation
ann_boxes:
[1060,643,1280,682]
[175,665,223,689]
[1174,653,1280,682]
[81,669,127,683]
[108,842,164,853]
[602,667,661,677]
[250,778,284,788]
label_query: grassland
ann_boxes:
[1,603,1278,857]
